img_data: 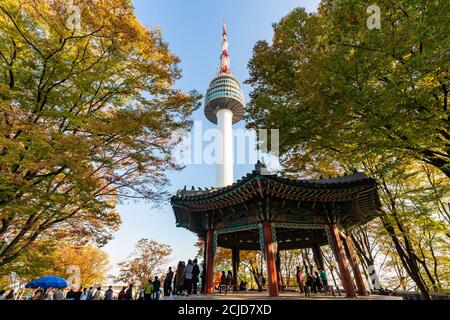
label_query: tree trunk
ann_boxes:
[382,218,432,300]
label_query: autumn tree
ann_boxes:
[279,249,304,288]
[0,0,200,267]
[246,1,449,178]
[117,239,172,288]
[47,242,110,288]
[245,1,450,299]
[0,239,109,289]
[0,239,55,289]
[240,250,265,291]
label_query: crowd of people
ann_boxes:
[136,258,204,300]
[296,266,329,297]
[0,286,118,301]
[1,261,333,300]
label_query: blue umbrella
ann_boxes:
[25,276,70,289]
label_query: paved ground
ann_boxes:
[161,291,402,300]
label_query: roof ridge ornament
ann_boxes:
[254,160,267,174]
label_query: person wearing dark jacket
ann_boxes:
[74,288,82,300]
[305,273,314,297]
[104,286,114,300]
[200,263,206,294]
[313,271,322,293]
[125,284,134,300]
[65,288,76,300]
[192,259,201,294]
[118,287,126,300]
[152,276,161,300]
[163,267,174,296]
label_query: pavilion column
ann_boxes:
[312,244,325,271]
[262,221,279,297]
[231,246,239,291]
[329,223,357,298]
[343,234,368,296]
[205,229,215,294]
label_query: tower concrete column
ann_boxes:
[216,109,234,187]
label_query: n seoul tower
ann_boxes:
[204,21,245,188]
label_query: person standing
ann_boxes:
[74,287,82,300]
[200,263,206,294]
[138,287,145,300]
[32,289,44,300]
[104,286,114,300]
[55,287,66,300]
[296,266,304,294]
[65,288,75,300]
[144,279,153,301]
[152,276,161,300]
[219,271,227,294]
[192,259,200,295]
[305,273,314,297]
[225,271,233,294]
[80,288,88,300]
[226,271,233,286]
[86,287,94,300]
[125,284,134,300]
[92,287,102,300]
[319,269,328,293]
[45,288,55,300]
[175,261,185,295]
[118,287,127,300]
[172,274,177,295]
[313,271,322,293]
[163,267,174,296]
[184,259,194,296]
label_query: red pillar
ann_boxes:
[329,223,357,298]
[262,221,279,297]
[205,229,215,294]
[345,235,368,296]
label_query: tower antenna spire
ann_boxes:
[220,18,230,74]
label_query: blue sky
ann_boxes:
[103,0,320,276]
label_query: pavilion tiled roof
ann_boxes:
[171,162,382,236]
[172,162,377,202]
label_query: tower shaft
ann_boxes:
[216,109,233,187]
